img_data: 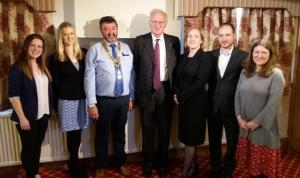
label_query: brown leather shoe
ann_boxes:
[119,166,132,178]
[95,169,105,178]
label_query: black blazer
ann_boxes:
[208,47,248,116]
[133,33,180,105]
[8,64,53,123]
[173,49,213,106]
[49,53,86,110]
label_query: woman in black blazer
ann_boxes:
[8,33,53,178]
[49,22,89,178]
[173,27,213,178]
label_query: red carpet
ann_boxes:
[11,149,300,178]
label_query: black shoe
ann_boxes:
[180,175,190,178]
[224,174,233,178]
[68,160,79,178]
[68,160,88,178]
[188,163,199,177]
[78,167,88,178]
[208,168,222,178]
[157,167,167,178]
[143,166,152,177]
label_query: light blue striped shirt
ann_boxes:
[84,40,135,105]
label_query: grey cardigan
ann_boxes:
[235,68,285,148]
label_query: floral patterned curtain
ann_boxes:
[185,8,235,51]
[0,1,56,110]
[238,9,294,94]
[184,8,294,95]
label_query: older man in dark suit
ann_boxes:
[207,23,248,178]
[133,8,180,178]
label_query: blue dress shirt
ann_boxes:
[84,40,135,105]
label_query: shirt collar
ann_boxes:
[219,46,234,57]
[151,33,164,41]
[103,40,119,47]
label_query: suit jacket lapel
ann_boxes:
[164,35,171,67]
[145,33,155,64]
[164,34,178,72]
[222,47,238,77]
[67,60,81,74]
[212,49,222,80]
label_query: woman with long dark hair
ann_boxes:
[8,33,53,178]
[235,38,285,178]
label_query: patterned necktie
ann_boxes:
[109,44,124,96]
[153,39,161,91]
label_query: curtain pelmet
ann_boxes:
[178,0,300,17]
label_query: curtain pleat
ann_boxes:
[0,1,55,110]
[184,7,293,95]
[0,0,55,12]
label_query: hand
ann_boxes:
[237,115,248,131]
[20,118,31,130]
[246,121,259,131]
[173,94,179,104]
[128,100,135,111]
[88,106,99,120]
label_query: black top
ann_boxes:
[8,64,53,122]
[173,49,213,145]
[173,49,213,106]
[49,51,86,110]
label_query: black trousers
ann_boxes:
[207,111,239,175]
[67,129,82,161]
[94,95,129,169]
[16,115,49,178]
[140,81,173,169]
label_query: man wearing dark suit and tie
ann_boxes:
[133,8,180,178]
[207,23,248,178]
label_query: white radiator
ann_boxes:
[0,116,97,167]
[0,109,182,167]
[0,116,21,166]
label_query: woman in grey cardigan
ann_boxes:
[234,38,285,178]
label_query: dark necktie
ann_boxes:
[110,44,124,96]
[153,39,161,91]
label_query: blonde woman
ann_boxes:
[8,33,52,178]
[49,22,89,178]
[173,27,213,178]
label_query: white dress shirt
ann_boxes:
[218,47,234,78]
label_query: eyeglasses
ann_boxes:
[151,20,166,25]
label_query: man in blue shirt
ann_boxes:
[84,16,135,178]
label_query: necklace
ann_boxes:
[101,41,122,67]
